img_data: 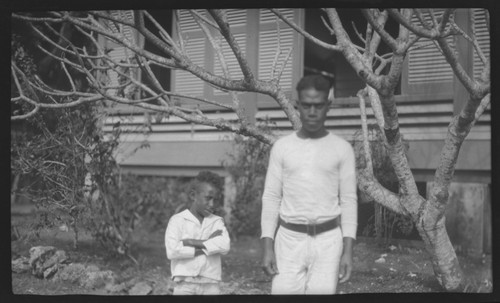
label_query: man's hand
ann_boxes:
[208,229,222,239]
[261,237,279,276]
[338,237,354,283]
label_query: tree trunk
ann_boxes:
[416,206,463,291]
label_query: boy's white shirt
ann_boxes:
[165,209,230,281]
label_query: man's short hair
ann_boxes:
[296,75,331,95]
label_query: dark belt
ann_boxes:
[279,217,339,236]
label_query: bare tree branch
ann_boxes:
[271,8,341,52]
[361,9,398,51]
[192,10,248,123]
[388,9,437,39]
[209,9,255,84]
[325,9,383,91]
[472,93,490,126]
[356,89,405,214]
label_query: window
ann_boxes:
[171,9,303,109]
[142,10,173,94]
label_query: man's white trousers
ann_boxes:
[272,225,343,294]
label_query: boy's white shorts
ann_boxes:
[173,282,220,295]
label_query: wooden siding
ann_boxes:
[104,94,491,143]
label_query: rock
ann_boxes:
[29,246,56,268]
[150,277,173,295]
[12,257,31,273]
[29,246,68,278]
[81,270,116,289]
[105,282,128,294]
[42,250,68,270]
[53,263,87,283]
[86,264,100,273]
[43,265,60,279]
[53,263,117,290]
[128,281,153,295]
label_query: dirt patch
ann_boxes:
[11,208,492,295]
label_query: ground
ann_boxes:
[11,205,492,295]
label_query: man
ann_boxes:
[261,75,357,294]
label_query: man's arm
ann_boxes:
[260,142,283,239]
[338,141,358,283]
[339,236,354,283]
[260,142,283,276]
[261,237,279,276]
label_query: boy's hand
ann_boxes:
[207,229,223,239]
[194,248,206,256]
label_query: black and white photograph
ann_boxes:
[9,5,495,299]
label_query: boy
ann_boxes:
[165,171,230,295]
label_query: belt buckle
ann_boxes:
[306,223,316,237]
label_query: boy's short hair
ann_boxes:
[296,75,331,95]
[191,171,223,193]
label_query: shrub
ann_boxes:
[223,120,274,237]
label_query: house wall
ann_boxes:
[102,9,490,255]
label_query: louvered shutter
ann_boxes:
[173,10,207,99]
[171,9,303,108]
[403,9,454,95]
[105,10,138,97]
[257,9,303,108]
[472,8,490,81]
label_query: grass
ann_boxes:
[11,204,493,295]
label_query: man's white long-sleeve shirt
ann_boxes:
[261,132,358,239]
[165,210,230,281]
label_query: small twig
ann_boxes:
[271,17,282,79]
[357,88,374,173]
[276,47,293,83]
[415,9,432,29]
[143,10,180,53]
[190,9,219,29]
[320,14,335,36]
[271,8,340,51]
[427,9,439,29]
[471,93,490,126]
[174,10,186,53]
[352,21,366,44]
[60,60,77,91]
[451,19,488,65]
